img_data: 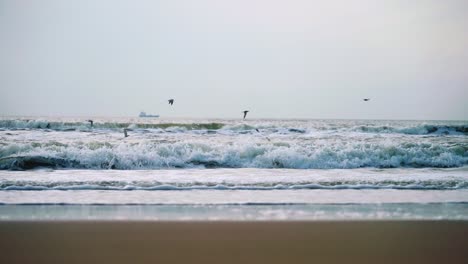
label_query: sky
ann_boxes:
[0,0,467,120]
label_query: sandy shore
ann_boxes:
[1,221,467,264]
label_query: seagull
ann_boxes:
[243,110,249,120]
[363,98,370,101]
[255,128,271,141]
[168,99,174,105]
[87,120,94,127]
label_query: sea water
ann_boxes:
[0,117,467,220]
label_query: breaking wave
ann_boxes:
[1,119,467,135]
[1,140,466,170]
[0,120,225,131]
[354,125,468,135]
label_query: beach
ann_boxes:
[1,221,467,264]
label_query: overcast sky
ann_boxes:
[1,0,467,120]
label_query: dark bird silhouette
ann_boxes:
[363,98,370,101]
[168,99,174,105]
[87,120,94,127]
[255,128,271,141]
[243,110,249,119]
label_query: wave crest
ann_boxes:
[1,141,466,170]
[0,120,226,131]
[2,119,467,136]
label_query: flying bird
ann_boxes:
[255,128,271,141]
[243,110,249,120]
[168,99,174,105]
[363,98,370,101]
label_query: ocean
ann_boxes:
[0,117,467,220]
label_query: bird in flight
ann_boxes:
[363,98,370,101]
[168,99,174,105]
[255,128,271,141]
[243,110,249,119]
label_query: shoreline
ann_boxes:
[1,220,467,264]
[1,203,467,221]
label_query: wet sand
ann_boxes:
[1,221,467,264]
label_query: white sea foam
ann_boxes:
[0,137,466,169]
[1,168,467,218]
[1,167,467,191]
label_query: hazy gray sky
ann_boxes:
[1,0,467,119]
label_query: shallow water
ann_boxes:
[2,203,467,221]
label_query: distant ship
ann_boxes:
[139,112,159,118]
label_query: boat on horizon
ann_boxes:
[139,112,159,118]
